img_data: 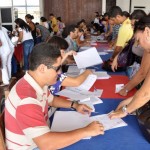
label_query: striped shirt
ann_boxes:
[5,72,54,150]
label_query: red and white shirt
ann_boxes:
[5,72,54,150]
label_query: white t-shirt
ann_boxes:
[18,27,33,42]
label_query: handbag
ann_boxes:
[136,101,150,143]
[117,39,135,67]
[102,59,126,72]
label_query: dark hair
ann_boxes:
[49,13,54,16]
[103,12,109,18]
[57,17,62,22]
[134,16,150,33]
[108,6,122,18]
[25,14,34,20]
[15,18,31,32]
[95,12,99,15]
[48,36,68,50]
[40,17,47,22]
[130,9,147,20]
[62,24,78,38]
[122,11,130,18]
[29,43,61,70]
[93,23,104,33]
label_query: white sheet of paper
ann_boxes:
[79,100,95,112]
[90,96,103,105]
[56,88,99,100]
[73,47,103,69]
[51,111,91,139]
[79,46,92,51]
[90,114,127,131]
[115,84,124,93]
[93,89,103,97]
[68,74,97,91]
[98,52,108,55]
[94,71,111,79]
[104,49,114,52]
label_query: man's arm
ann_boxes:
[33,121,104,150]
[62,70,93,87]
[49,96,93,115]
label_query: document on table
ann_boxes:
[56,88,102,100]
[79,46,92,51]
[94,71,111,79]
[115,84,124,93]
[68,74,97,91]
[73,47,103,69]
[98,52,108,55]
[51,111,127,139]
[51,111,91,139]
[90,114,127,131]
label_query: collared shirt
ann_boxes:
[116,18,133,47]
[5,72,53,150]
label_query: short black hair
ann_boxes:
[49,13,54,16]
[40,17,47,22]
[108,6,123,18]
[130,9,146,20]
[62,24,78,38]
[134,16,150,33]
[25,14,34,20]
[48,36,69,50]
[122,11,130,18]
[29,43,61,71]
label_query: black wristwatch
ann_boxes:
[71,101,77,110]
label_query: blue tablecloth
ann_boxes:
[60,99,150,150]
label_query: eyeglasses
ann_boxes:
[47,65,62,72]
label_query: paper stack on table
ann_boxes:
[56,74,103,100]
[51,111,128,139]
[94,71,111,80]
[73,47,103,69]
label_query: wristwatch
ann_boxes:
[122,105,129,115]
[71,101,78,110]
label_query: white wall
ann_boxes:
[116,0,150,14]
[116,0,130,12]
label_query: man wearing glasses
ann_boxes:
[5,43,104,150]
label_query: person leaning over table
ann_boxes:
[5,43,104,150]
[109,16,150,119]
[48,36,93,96]
[108,6,133,60]
[111,10,147,96]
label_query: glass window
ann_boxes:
[13,0,26,6]
[13,7,26,21]
[0,0,12,6]
[27,7,40,23]
[27,0,39,6]
[1,8,12,23]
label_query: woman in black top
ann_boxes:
[25,14,36,45]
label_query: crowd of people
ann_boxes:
[1,5,150,150]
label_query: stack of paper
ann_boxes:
[94,71,111,79]
[73,47,103,69]
[56,88,103,100]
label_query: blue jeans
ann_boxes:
[23,39,34,70]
